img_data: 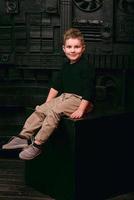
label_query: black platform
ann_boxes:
[25,111,134,200]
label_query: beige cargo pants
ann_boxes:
[20,93,82,144]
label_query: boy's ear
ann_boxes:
[83,44,86,51]
[62,45,65,52]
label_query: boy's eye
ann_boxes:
[66,45,80,48]
[75,45,80,48]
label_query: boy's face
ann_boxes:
[63,38,85,64]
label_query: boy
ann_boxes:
[2,28,95,160]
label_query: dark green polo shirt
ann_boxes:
[51,55,95,102]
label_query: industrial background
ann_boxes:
[0,0,134,133]
[0,0,134,200]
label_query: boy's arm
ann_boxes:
[70,99,93,119]
[45,88,59,103]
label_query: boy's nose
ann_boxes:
[70,48,75,52]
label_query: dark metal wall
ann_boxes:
[0,0,134,113]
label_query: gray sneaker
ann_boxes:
[2,136,28,150]
[19,144,42,160]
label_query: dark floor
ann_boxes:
[0,158,55,200]
[107,193,134,200]
[0,156,134,200]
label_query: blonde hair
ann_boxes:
[63,28,85,46]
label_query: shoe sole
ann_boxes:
[2,144,28,150]
[19,151,42,160]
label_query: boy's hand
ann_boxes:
[70,109,84,119]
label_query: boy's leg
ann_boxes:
[19,95,64,159]
[2,103,47,150]
[19,94,82,160]
[20,110,45,139]
[35,93,82,143]
[20,97,62,139]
